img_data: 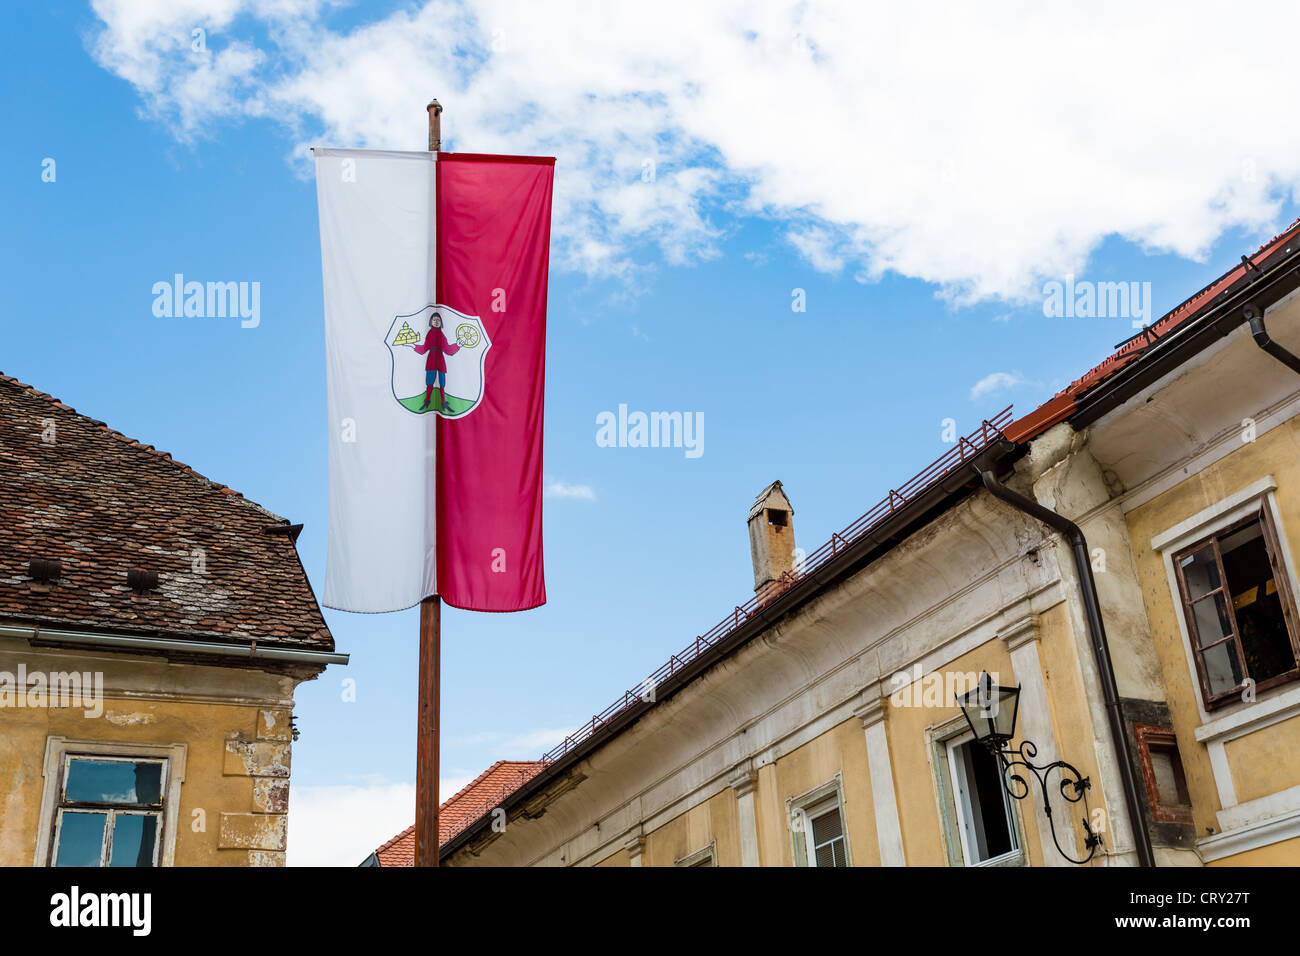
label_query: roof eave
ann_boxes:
[440,451,1008,859]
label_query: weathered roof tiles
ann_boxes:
[0,373,333,651]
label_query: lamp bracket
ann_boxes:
[985,737,1103,864]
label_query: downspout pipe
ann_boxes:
[1244,303,1300,376]
[976,467,1157,868]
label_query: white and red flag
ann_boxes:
[314,148,554,613]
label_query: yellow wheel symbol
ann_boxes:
[455,324,480,348]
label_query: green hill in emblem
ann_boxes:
[397,393,474,415]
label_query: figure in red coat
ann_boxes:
[413,311,460,412]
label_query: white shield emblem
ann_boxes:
[386,304,490,418]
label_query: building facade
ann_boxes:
[429,222,1300,867]
[0,374,345,866]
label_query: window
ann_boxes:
[946,736,1019,866]
[674,843,716,867]
[767,508,788,528]
[788,777,850,867]
[52,756,166,867]
[804,797,847,867]
[1135,724,1193,825]
[1173,508,1300,709]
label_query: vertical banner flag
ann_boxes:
[314,148,555,613]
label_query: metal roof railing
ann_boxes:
[441,406,1014,848]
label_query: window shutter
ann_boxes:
[811,806,844,868]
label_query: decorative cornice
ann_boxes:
[997,615,1038,653]
[728,762,757,797]
[1198,805,1300,863]
[852,689,887,729]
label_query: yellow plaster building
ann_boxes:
[0,374,345,867]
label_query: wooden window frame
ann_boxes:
[1133,724,1193,825]
[34,737,187,867]
[1172,507,1300,710]
[50,754,167,867]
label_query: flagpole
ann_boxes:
[415,97,444,869]
[416,594,440,866]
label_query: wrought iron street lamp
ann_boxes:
[956,672,1103,865]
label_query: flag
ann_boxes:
[314,147,554,613]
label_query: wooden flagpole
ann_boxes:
[415,595,440,866]
[415,98,444,869]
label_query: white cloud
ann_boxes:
[287,780,407,866]
[287,774,477,866]
[545,479,595,500]
[970,371,1028,400]
[785,226,846,274]
[89,1,1300,301]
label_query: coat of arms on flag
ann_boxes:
[386,304,490,418]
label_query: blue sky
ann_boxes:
[6,2,1300,864]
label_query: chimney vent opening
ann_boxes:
[127,569,160,593]
[29,558,63,583]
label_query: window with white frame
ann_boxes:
[931,717,1023,868]
[35,738,186,868]
[946,734,1019,865]
[788,779,849,867]
[674,842,716,867]
[50,755,168,867]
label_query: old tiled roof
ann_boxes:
[0,373,333,651]
[371,760,546,865]
[1004,218,1300,442]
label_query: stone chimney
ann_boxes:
[748,481,795,602]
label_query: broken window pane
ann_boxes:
[1191,593,1234,648]
[1202,641,1244,697]
[1180,546,1221,600]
